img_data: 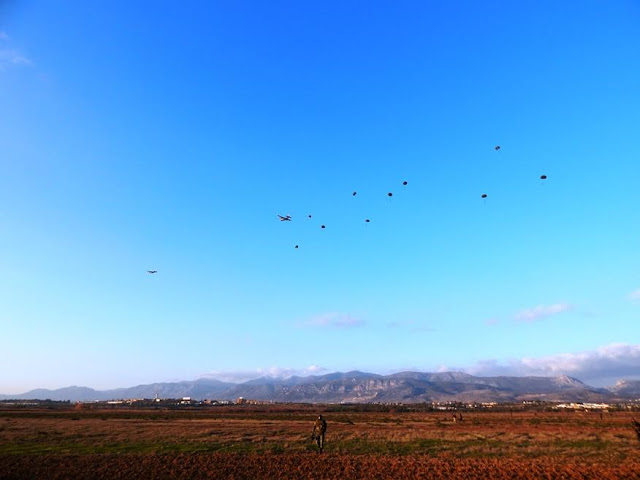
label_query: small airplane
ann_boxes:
[147,270,157,274]
[278,215,292,221]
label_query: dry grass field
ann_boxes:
[1,404,639,479]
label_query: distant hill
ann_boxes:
[1,372,635,403]
[223,371,612,404]
[608,380,640,398]
[0,378,234,402]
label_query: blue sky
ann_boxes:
[1,1,639,392]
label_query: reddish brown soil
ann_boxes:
[2,453,640,479]
[1,406,639,479]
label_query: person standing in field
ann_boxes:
[632,418,640,442]
[312,414,327,452]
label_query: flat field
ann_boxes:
[1,404,639,479]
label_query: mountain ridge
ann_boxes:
[1,372,636,403]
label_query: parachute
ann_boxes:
[271,144,556,251]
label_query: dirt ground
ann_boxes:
[1,405,639,479]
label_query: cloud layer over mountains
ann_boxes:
[458,344,640,387]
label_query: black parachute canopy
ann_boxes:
[295,245,299,249]
[494,145,501,151]
[402,181,408,186]
[321,225,326,229]
[388,192,393,197]
[365,219,370,223]
[481,193,487,198]
[352,191,357,196]
[540,175,547,180]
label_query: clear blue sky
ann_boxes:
[1,1,639,392]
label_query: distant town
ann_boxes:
[2,397,638,414]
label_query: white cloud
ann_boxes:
[301,312,364,328]
[628,289,640,301]
[305,365,325,374]
[201,365,328,383]
[200,345,640,387]
[0,48,32,68]
[0,33,33,69]
[514,303,572,322]
[459,343,640,387]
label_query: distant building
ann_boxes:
[556,403,611,410]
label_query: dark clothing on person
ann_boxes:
[312,415,327,452]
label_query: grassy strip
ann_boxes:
[0,438,509,457]
[0,440,303,456]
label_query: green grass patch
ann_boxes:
[326,437,508,457]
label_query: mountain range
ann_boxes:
[2,372,639,403]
